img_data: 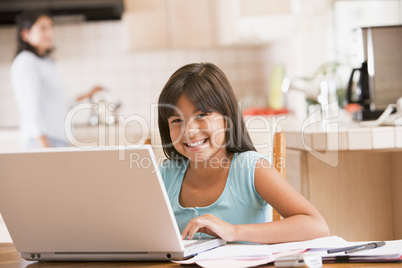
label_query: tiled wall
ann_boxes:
[0,20,280,128]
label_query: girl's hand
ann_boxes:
[182,214,237,241]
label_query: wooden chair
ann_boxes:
[272,131,286,221]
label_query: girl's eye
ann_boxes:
[170,118,182,124]
[196,113,208,119]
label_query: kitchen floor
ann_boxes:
[0,214,12,242]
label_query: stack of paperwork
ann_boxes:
[174,236,402,268]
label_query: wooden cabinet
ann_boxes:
[168,0,213,47]
[287,148,402,241]
[284,121,402,241]
[123,0,235,49]
[122,0,293,49]
[123,0,169,49]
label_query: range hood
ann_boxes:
[0,0,124,25]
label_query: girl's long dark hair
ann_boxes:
[158,62,256,160]
[15,10,53,58]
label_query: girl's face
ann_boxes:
[168,94,227,163]
[21,15,54,56]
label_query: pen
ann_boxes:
[345,241,386,254]
[327,241,386,254]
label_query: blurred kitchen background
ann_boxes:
[0,0,401,149]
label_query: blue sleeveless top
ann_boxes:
[159,151,271,239]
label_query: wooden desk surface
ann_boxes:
[1,243,402,268]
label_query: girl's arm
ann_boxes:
[233,158,329,243]
[181,158,329,243]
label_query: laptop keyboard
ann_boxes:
[183,240,207,248]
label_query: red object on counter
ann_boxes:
[242,107,289,116]
[344,103,362,113]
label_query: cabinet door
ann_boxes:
[124,0,168,49]
[168,0,213,47]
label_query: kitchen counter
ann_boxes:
[279,113,402,242]
[0,127,20,152]
[285,122,402,152]
[3,112,400,152]
[68,124,149,147]
[0,124,149,152]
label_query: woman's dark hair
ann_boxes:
[158,62,256,160]
[15,10,53,57]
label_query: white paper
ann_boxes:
[266,236,350,253]
[316,239,402,260]
[196,259,274,268]
[173,236,402,267]
[174,244,271,263]
[195,249,307,268]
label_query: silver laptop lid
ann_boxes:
[0,146,184,256]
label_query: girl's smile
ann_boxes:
[168,94,227,163]
[184,138,208,149]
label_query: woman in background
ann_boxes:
[11,10,102,148]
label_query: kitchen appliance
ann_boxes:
[347,25,402,121]
[346,61,370,110]
[360,97,402,127]
[0,0,124,25]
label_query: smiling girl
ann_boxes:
[158,63,329,244]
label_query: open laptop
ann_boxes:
[0,145,225,261]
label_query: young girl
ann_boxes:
[158,62,329,244]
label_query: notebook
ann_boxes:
[0,145,225,261]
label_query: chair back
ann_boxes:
[272,131,286,221]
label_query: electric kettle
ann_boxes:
[346,61,371,110]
